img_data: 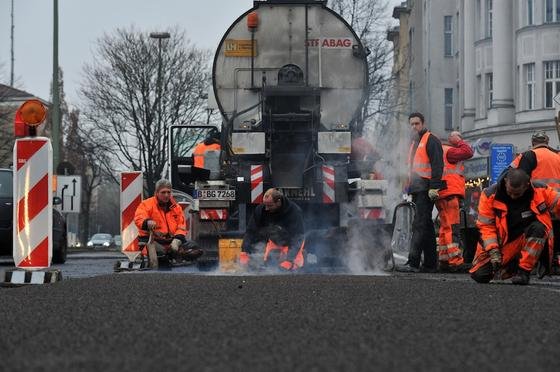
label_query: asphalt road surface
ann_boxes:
[1,268,560,371]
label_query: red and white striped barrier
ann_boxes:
[13,137,53,269]
[200,209,228,221]
[120,172,143,261]
[322,165,335,203]
[251,165,263,204]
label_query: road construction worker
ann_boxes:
[134,179,202,262]
[240,188,305,271]
[470,168,560,285]
[510,130,560,273]
[193,128,221,169]
[351,135,383,180]
[435,131,473,271]
[396,112,444,273]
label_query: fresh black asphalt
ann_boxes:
[1,273,560,371]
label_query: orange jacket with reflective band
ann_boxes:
[511,146,560,192]
[193,142,221,168]
[134,196,187,239]
[476,182,560,253]
[439,144,465,198]
[408,131,432,180]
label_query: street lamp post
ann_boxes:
[149,32,170,128]
[149,32,170,178]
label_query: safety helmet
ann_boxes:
[531,131,549,143]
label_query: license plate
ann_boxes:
[194,189,236,200]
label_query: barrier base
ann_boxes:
[114,260,151,272]
[2,269,63,287]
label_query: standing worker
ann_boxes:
[436,131,474,271]
[396,112,444,273]
[510,131,560,274]
[134,179,203,263]
[470,168,560,285]
[240,188,305,271]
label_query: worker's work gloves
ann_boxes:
[428,189,439,201]
[170,238,182,252]
[146,220,157,230]
[488,248,502,272]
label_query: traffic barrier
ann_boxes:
[2,268,62,287]
[13,137,53,269]
[114,260,150,272]
[120,171,143,261]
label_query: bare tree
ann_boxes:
[80,27,211,195]
[328,0,394,133]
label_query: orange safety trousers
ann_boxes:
[264,240,305,269]
[469,234,547,279]
[435,197,464,266]
[239,240,305,269]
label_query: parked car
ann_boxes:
[0,168,68,264]
[87,233,113,249]
[113,235,122,248]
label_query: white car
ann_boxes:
[87,233,113,249]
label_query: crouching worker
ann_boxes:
[470,169,560,285]
[240,188,305,271]
[134,179,203,263]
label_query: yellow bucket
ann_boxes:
[219,239,243,272]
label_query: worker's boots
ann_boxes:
[511,269,531,285]
[176,247,203,261]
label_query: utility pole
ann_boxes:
[52,0,61,171]
[10,0,14,86]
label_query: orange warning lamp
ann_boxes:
[19,99,47,126]
[247,11,259,30]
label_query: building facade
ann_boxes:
[390,0,560,156]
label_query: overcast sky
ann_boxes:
[0,0,400,105]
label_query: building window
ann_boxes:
[444,16,453,57]
[486,0,493,38]
[476,75,483,118]
[445,88,453,130]
[544,61,560,108]
[545,0,560,22]
[527,0,534,25]
[524,63,535,110]
[486,73,493,109]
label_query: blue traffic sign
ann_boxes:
[490,143,515,185]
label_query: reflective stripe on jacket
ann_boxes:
[193,143,221,168]
[134,196,187,239]
[408,131,432,179]
[439,144,465,198]
[476,182,560,253]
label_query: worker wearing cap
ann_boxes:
[435,131,474,272]
[134,179,203,262]
[193,129,221,169]
[510,131,560,274]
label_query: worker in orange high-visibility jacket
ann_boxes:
[134,179,203,262]
[193,129,221,169]
[435,131,473,271]
[510,131,560,273]
[396,112,444,273]
[470,169,560,285]
[240,188,305,271]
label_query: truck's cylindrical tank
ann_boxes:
[212,0,368,131]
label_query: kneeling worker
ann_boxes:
[470,169,560,285]
[134,179,203,262]
[241,188,305,271]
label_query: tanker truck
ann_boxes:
[169,0,390,270]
